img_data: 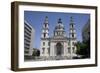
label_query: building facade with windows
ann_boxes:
[24,20,35,57]
[40,16,77,59]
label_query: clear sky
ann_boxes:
[24,11,90,49]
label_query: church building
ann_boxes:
[40,16,77,59]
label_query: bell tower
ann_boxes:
[41,16,49,38]
[69,16,77,58]
[41,16,50,57]
[69,16,76,39]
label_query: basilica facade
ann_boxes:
[40,16,77,59]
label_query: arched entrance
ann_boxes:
[56,42,63,56]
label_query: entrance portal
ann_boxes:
[56,42,63,56]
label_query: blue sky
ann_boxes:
[24,11,90,49]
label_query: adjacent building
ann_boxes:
[82,19,90,42]
[40,16,77,59]
[24,20,35,58]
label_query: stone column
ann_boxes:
[63,42,67,56]
[50,42,55,56]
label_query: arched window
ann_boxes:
[43,42,45,46]
[71,24,73,28]
[45,24,47,28]
[42,48,45,54]
[48,47,50,55]
[72,33,74,38]
[56,42,63,56]
[44,33,46,38]
[72,47,75,53]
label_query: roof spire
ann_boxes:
[70,16,74,23]
[58,18,62,23]
[44,16,48,24]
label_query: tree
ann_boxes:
[75,39,90,58]
[32,49,40,59]
[36,50,40,56]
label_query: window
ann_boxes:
[43,42,45,46]
[24,47,29,50]
[42,48,45,54]
[24,38,30,43]
[71,24,73,28]
[72,34,74,38]
[68,42,70,46]
[24,30,31,36]
[24,43,30,46]
[24,51,29,54]
[48,42,50,46]
[24,27,31,33]
[24,46,29,49]
[48,48,50,55]
[24,35,31,39]
[55,32,57,36]
[68,47,70,53]
[45,24,47,28]
[59,32,60,35]
[25,23,32,30]
[44,33,46,38]
[72,47,75,53]
[72,30,74,33]
[72,42,74,45]
[57,32,58,35]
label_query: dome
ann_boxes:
[55,18,64,30]
[54,18,66,37]
[55,24,64,29]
